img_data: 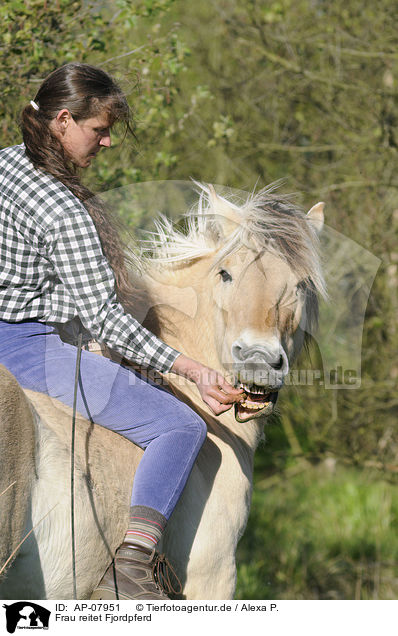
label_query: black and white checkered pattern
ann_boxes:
[0,144,180,372]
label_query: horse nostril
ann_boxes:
[270,355,284,371]
[231,342,244,361]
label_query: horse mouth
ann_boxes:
[234,384,278,423]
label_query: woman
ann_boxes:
[0,63,243,599]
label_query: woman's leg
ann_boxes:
[0,320,207,597]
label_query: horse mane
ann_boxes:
[140,181,326,299]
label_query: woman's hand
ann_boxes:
[170,354,245,416]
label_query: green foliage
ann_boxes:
[236,465,398,599]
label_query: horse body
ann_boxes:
[0,184,325,599]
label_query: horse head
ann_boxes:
[141,182,326,425]
[201,185,326,423]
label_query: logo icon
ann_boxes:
[3,602,50,634]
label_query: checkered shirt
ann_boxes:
[0,144,180,372]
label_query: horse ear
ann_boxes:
[207,184,242,238]
[306,202,325,234]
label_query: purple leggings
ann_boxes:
[0,320,207,519]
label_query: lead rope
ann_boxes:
[71,331,83,599]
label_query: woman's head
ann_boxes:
[33,63,129,125]
[22,63,131,168]
[19,63,137,310]
[50,110,112,168]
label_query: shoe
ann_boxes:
[90,543,181,600]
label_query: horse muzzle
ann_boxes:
[230,339,288,423]
[234,387,279,423]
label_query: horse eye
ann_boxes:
[219,269,232,283]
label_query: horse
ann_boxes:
[0,183,325,599]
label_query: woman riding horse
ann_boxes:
[0,63,244,599]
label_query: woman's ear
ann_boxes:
[53,109,72,134]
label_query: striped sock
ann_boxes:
[125,505,167,551]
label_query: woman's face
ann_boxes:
[52,110,112,168]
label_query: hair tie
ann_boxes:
[30,100,39,111]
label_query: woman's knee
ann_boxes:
[183,412,207,446]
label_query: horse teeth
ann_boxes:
[239,383,267,396]
[240,401,265,410]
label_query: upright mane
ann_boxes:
[141,182,326,299]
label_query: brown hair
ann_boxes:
[20,62,136,310]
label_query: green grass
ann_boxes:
[235,465,398,599]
